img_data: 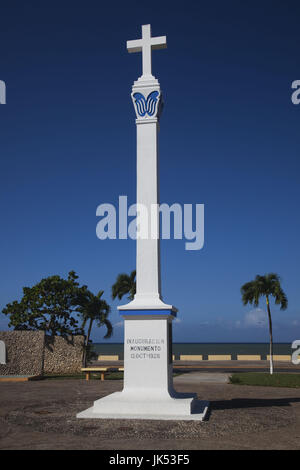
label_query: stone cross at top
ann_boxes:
[127,24,167,79]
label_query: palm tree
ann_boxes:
[112,270,136,301]
[241,273,288,374]
[77,290,113,367]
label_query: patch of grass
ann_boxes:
[172,372,182,377]
[43,374,86,380]
[43,372,125,380]
[103,372,124,380]
[230,372,300,388]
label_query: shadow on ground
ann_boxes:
[211,397,300,410]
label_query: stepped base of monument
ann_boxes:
[77,390,209,421]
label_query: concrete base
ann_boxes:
[77,391,209,421]
[77,316,209,422]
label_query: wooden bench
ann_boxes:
[81,367,124,381]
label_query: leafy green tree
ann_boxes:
[112,270,136,301]
[2,271,86,338]
[76,289,112,366]
[241,273,288,374]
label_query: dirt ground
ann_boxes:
[1,372,300,450]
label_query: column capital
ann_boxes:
[131,81,163,121]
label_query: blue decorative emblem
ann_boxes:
[132,91,160,117]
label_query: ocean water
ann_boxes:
[92,343,292,360]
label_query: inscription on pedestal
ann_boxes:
[127,337,165,359]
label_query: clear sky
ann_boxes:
[0,0,300,343]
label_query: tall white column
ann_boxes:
[136,119,161,300]
[119,77,175,312]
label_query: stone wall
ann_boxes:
[0,331,85,376]
[43,335,84,374]
[0,330,45,376]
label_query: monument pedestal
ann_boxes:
[77,312,209,421]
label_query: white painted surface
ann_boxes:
[123,317,173,395]
[77,401,209,421]
[0,340,6,364]
[127,24,166,80]
[136,121,160,299]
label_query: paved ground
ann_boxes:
[174,372,231,384]
[1,371,300,450]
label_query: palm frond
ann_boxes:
[112,270,136,301]
[241,273,287,310]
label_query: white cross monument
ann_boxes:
[77,25,209,420]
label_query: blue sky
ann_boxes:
[0,0,300,343]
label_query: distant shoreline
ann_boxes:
[91,342,292,360]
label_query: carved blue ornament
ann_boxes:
[133,91,160,117]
